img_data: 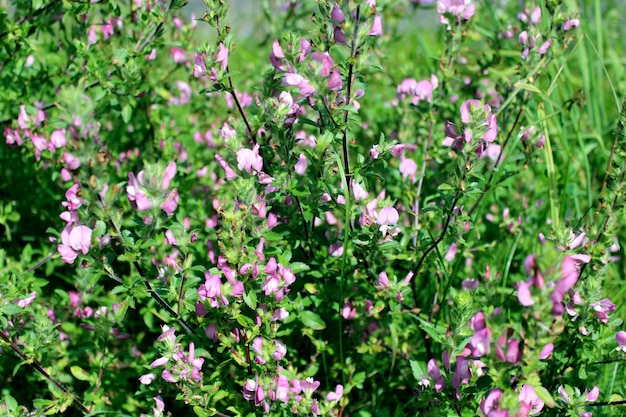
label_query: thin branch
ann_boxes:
[0,0,61,40]
[467,106,524,217]
[340,5,362,199]
[410,192,461,309]
[0,331,90,415]
[215,20,255,144]
[414,120,434,246]
[134,0,177,54]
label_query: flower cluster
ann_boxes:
[443,99,499,156]
[126,162,180,216]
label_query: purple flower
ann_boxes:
[550,255,579,305]
[427,359,445,392]
[470,327,491,357]
[311,52,334,77]
[480,389,506,417]
[331,3,345,22]
[590,298,616,324]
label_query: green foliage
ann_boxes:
[2,0,626,416]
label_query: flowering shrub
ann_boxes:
[1,0,626,416]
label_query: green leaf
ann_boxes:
[300,310,325,330]
[416,316,447,345]
[1,304,23,315]
[289,262,310,274]
[121,105,132,124]
[33,399,55,409]
[70,366,90,381]
[533,385,556,408]
[2,393,18,411]
[262,231,283,241]
[410,360,427,382]
[115,300,129,323]
[243,290,257,310]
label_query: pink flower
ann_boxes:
[194,52,207,78]
[550,256,579,305]
[564,19,580,31]
[311,52,334,77]
[517,281,534,306]
[460,99,483,123]
[452,356,471,398]
[529,6,541,24]
[369,14,383,36]
[237,145,263,174]
[341,302,356,319]
[160,189,179,216]
[16,291,37,308]
[518,385,545,416]
[437,0,476,25]
[300,377,320,397]
[170,47,186,63]
[50,129,66,148]
[390,144,406,157]
[146,48,157,61]
[590,298,616,324]
[376,207,399,225]
[616,331,626,352]
[139,373,156,385]
[352,180,368,200]
[327,241,343,257]
[216,42,228,69]
[327,70,343,90]
[480,389,504,416]
[537,39,552,55]
[127,172,153,211]
[160,162,177,189]
[215,154,238,180]
[326,384,343,401]
[274,375,290,403]
[63,153,81,170]
[444,242,458,262]
[400,155,417,182]
[470,327,491,357]
[201,273,222,299]
[5,127,22,146]
[586,386,599,402]
[150,357,169,368]
[294,153,308,175]
[69,225,92,254]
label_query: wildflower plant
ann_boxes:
[1,0,626,416]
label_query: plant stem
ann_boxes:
[340,5,362,199]
[0,331,90,415]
